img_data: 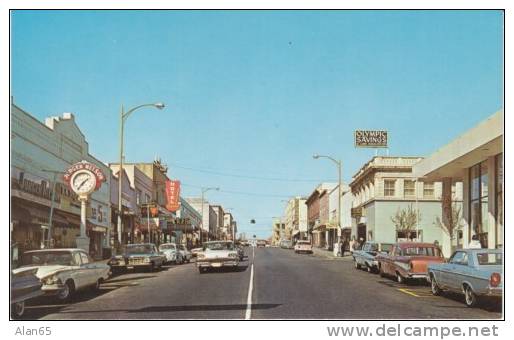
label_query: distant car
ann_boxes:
[428,249,502,307]
[14,248,110,302]
[196,241,239,273]
[257,240,267,248]
[236,244,245,261]
[191,247,203,258]
[11,268,44,318]
[109,243,165,273]
[353,242,393,273]
[280,240,294,249]
[177,244,192,264]
[377,242,444,284]
[158,243,178,264]
[294,240,313,254]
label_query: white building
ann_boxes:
[413,110,503,251]
[283,196,308,241]
[11,100,111,258]
[349,156,452,255]
[328,184,352,241]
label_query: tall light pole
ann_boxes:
[118,102,165,250]
[313,154,342,253]
[41,169,66,248]
[200,187,219,243]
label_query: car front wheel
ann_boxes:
[430,276,441,296]
[58,280,75,302]
[11,302,25,319]
[396,273,405,284]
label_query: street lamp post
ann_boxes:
[200,187,219,243]
[41,169,66,248]
[313,154,342,254]
[117,102,165,251]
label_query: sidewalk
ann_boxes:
[311,247,352,261]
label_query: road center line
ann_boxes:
[245,248,255,320]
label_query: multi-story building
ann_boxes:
[349,156,454,255]
[328,184,352,242]
[230,220,238,241]
[211,205,225,240]
[111,160,175,245]
[109,169,137,246]
[305,183,338,249]
[185,198,217,241]
[109,164,153,244]
[11,100,111,258]
[173,197,202,247]
[283,196,308,242]
[413,110,503,252]
[271,217,285,245]
[223,212,234,240]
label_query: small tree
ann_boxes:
[434,203,464,250]
[391,204,421,240]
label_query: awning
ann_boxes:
[87,219,108,233]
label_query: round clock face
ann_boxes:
[71,170,97,195]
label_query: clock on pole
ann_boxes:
[64,160,106,252]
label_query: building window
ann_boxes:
[145,193,151,204]
[98,206,103,223]
[423,182,434,198]
[404,180,415,198]
[469,162,489,248]
[136,189,142,205]
[496,154,503,248]
[91,208,97,220]
[384,180,396,197]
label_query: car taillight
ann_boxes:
[490,273,501,287]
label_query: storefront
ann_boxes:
[11,101,111,257]
[413,110,503,250]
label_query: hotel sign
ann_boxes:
[354,130,388,148]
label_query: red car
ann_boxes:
[376,242,444,284]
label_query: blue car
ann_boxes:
[353,242,393,273]
[428,248,502,307]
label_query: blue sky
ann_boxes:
[11,10,503,238]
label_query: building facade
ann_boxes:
[283,196,308,242]
[349,156,453,255]
[305,183,337,249]
[11,101,111,258]
[413,110,503,251]
[109,169,137,246]
[185,198,217,241]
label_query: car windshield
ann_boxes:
[178,245,186,250]
[367,244,378,252]
[204,242,234,250]
[125,245,153,254]
[401,247,440,257]
[21,251,77,266]
[159,244,175,251]
[381,244,393,253]
[476,252,502,265]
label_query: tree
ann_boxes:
[434,203,464,247]
[391,204,421,240]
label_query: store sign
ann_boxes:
[63,160,106,191]
[165,180,181,212]
[354,130,388,148]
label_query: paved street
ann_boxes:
[20,247,501,320]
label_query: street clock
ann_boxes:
[70,170,97,196]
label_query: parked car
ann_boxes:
[109,243,165,273]
[191,247,203,258]
[280,240,294,249]
[196,241,239,273]
[11,268,44,318]
[294,240,313,254]
[177,244,192,264]
[428,249,502,307]
[353,242,393,273]
[377,242,444,284]
[14,248,110,302]
[158,243,178,264]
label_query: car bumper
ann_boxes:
[41,283,66,295]
[406,273,428,280]
[197,261,239,268]
[485,287,503,297]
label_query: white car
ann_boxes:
[159,243,178,264]
[177,244,192,264]
[294,240,313,254]
[196,241,239,273]
[14,248,111,301]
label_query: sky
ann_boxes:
[10,10,504,239]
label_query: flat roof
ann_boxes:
[413,110,503,181]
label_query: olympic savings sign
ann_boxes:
[354,130,388,148]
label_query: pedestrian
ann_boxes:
[349,236,356,254]
[468,234,482,249]
[341,238,349,257]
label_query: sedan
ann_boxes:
[196,241,239,273]
[14,248,110,302]
[428,248,502,307]
[294,240,313,254]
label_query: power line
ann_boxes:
[169,162,329,183]
[180,183,299,198]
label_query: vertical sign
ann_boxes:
[165,180,181,212]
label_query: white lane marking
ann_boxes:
[245,248,255,320]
